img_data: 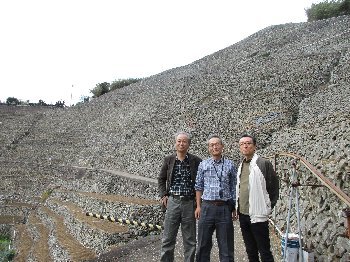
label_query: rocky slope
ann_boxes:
[0,15,349,260]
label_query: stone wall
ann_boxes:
[54,169,163,224]
[1,15,349,260]
[0,224,11,236]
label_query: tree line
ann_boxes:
[90,78,141,98]
[3,78,141,107]
[306,0,350,21]
[3,97,66,108]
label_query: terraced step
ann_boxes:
[49,198,127,234]
[45,192,162,254]
[29,212,52,261]
[12,211,52,261]
[39,206,97,261]
[0,216,23,224]
[0,166,54,201]
[51,189,163,227]
[72,191,159,205]
[13,224,32,261]
[0,202,36,225]
[1,202,36,209]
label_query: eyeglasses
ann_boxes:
[239,142,253,146]
[209,142,222,148]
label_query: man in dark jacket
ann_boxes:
[158,131,202,262]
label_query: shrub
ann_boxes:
[90,82,111,98]
[41,188,53,202]
[7,249,16,260]
[110,78,141,91]
[0,235,15,261]
[6,97,19,105]
[306,0,350,21]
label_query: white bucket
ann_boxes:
[281,233,300,262]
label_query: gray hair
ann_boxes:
[174,131,191,145]
[207,134,223,145]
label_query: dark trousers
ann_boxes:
[196,202,234,262]
[239,213,274,262]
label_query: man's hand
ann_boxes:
[161,196,168,208]
[195,206,201,220]
[232,209,238,221]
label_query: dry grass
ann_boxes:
[29,213,53,262]
[3,202,35,208]
[13,224,32,262]
[0,216,23,224]
[40,206,97,262]
[76,191,159,205]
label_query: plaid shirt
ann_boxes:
[195,157,237,201]
[169,155,194,196]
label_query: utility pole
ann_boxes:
[70,84,74,106]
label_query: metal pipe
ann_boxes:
[343,208,350,238]
[283,186,293,261]
[283,161,297,261]
[295,187,304,262]
[274,152,350,207]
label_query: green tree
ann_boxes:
[110,78,141,91]
[38,99,47,106]
[306,0,350,21]
[338,0,350,15]
[55,100,65,108]
[90,82,110,98]
[6,97,20,105]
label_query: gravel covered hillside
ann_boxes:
[1,15,349,260]
[3,16,349,180]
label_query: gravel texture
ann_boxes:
[90,220,284,261]
[1,15,349,261]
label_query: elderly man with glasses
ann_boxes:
[195,134,237,262]
[235,134,279,262]
[158,131,202,262]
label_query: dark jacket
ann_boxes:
[158,153,202,198]
[256,156,279,209]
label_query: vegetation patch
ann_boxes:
[0,235,15,261]
[41,188,54,202]
[261,52,271,58]
[306,0,350,21]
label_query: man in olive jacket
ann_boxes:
[158,131,202,262]
[236,134,279,262]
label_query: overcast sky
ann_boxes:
[0,0,321,105]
